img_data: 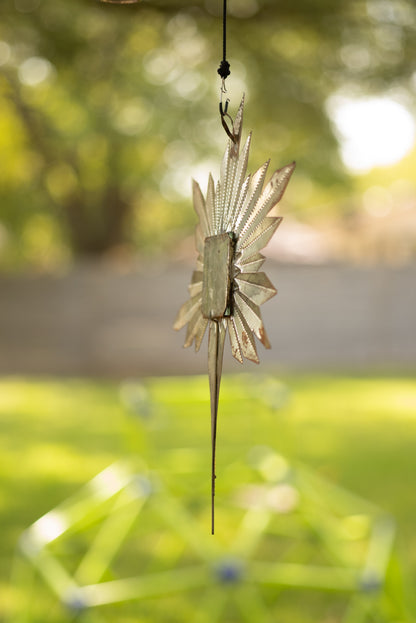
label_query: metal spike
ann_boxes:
[208,319,226,534]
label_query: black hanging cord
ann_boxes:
[218,0,237,142]
[217,0,230,80]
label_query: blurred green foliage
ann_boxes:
[0,0,415,268]
[1,374,416,621]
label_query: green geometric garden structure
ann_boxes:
[11,442,405,623]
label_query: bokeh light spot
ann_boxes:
[328,95,416,172]
[18,56,53,87]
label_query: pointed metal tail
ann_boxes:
[208,319,226,535]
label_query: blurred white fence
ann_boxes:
[0,261,415,376]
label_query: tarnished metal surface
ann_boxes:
[202,234,234,320]
[174,95,295,532]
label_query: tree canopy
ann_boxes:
[0,0,415,268]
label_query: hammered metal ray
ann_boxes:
[227,316,243,364]
[192,179,210,237]
[206,174,216,233]
[238,162,295,246]
[235,251,265,272]
[174,294,202,331]
[195,224,205,255]
[234,291,271,348]
[235,272,277,306]
[193,316,209,352]
[233,306,259,363]
[241,216,282,256]
[184,307,204,348]
[188,270,203,291]
[234,161,270,234]
[226,133,252,231]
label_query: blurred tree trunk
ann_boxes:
[5,72,133,257]
[64,186,131,256]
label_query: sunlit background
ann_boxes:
[329,96,415,172]
[1,0,416,268]
[1,1,416,621]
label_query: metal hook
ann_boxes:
[219,94,237,144]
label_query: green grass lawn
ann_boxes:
[0,373,415,622]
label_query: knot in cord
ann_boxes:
[217,59,230,80]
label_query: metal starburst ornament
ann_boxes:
[174,96,295,533]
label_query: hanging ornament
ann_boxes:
[174,1,295,534]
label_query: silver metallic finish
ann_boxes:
[174,95,295,533]
[208,319,226,535]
